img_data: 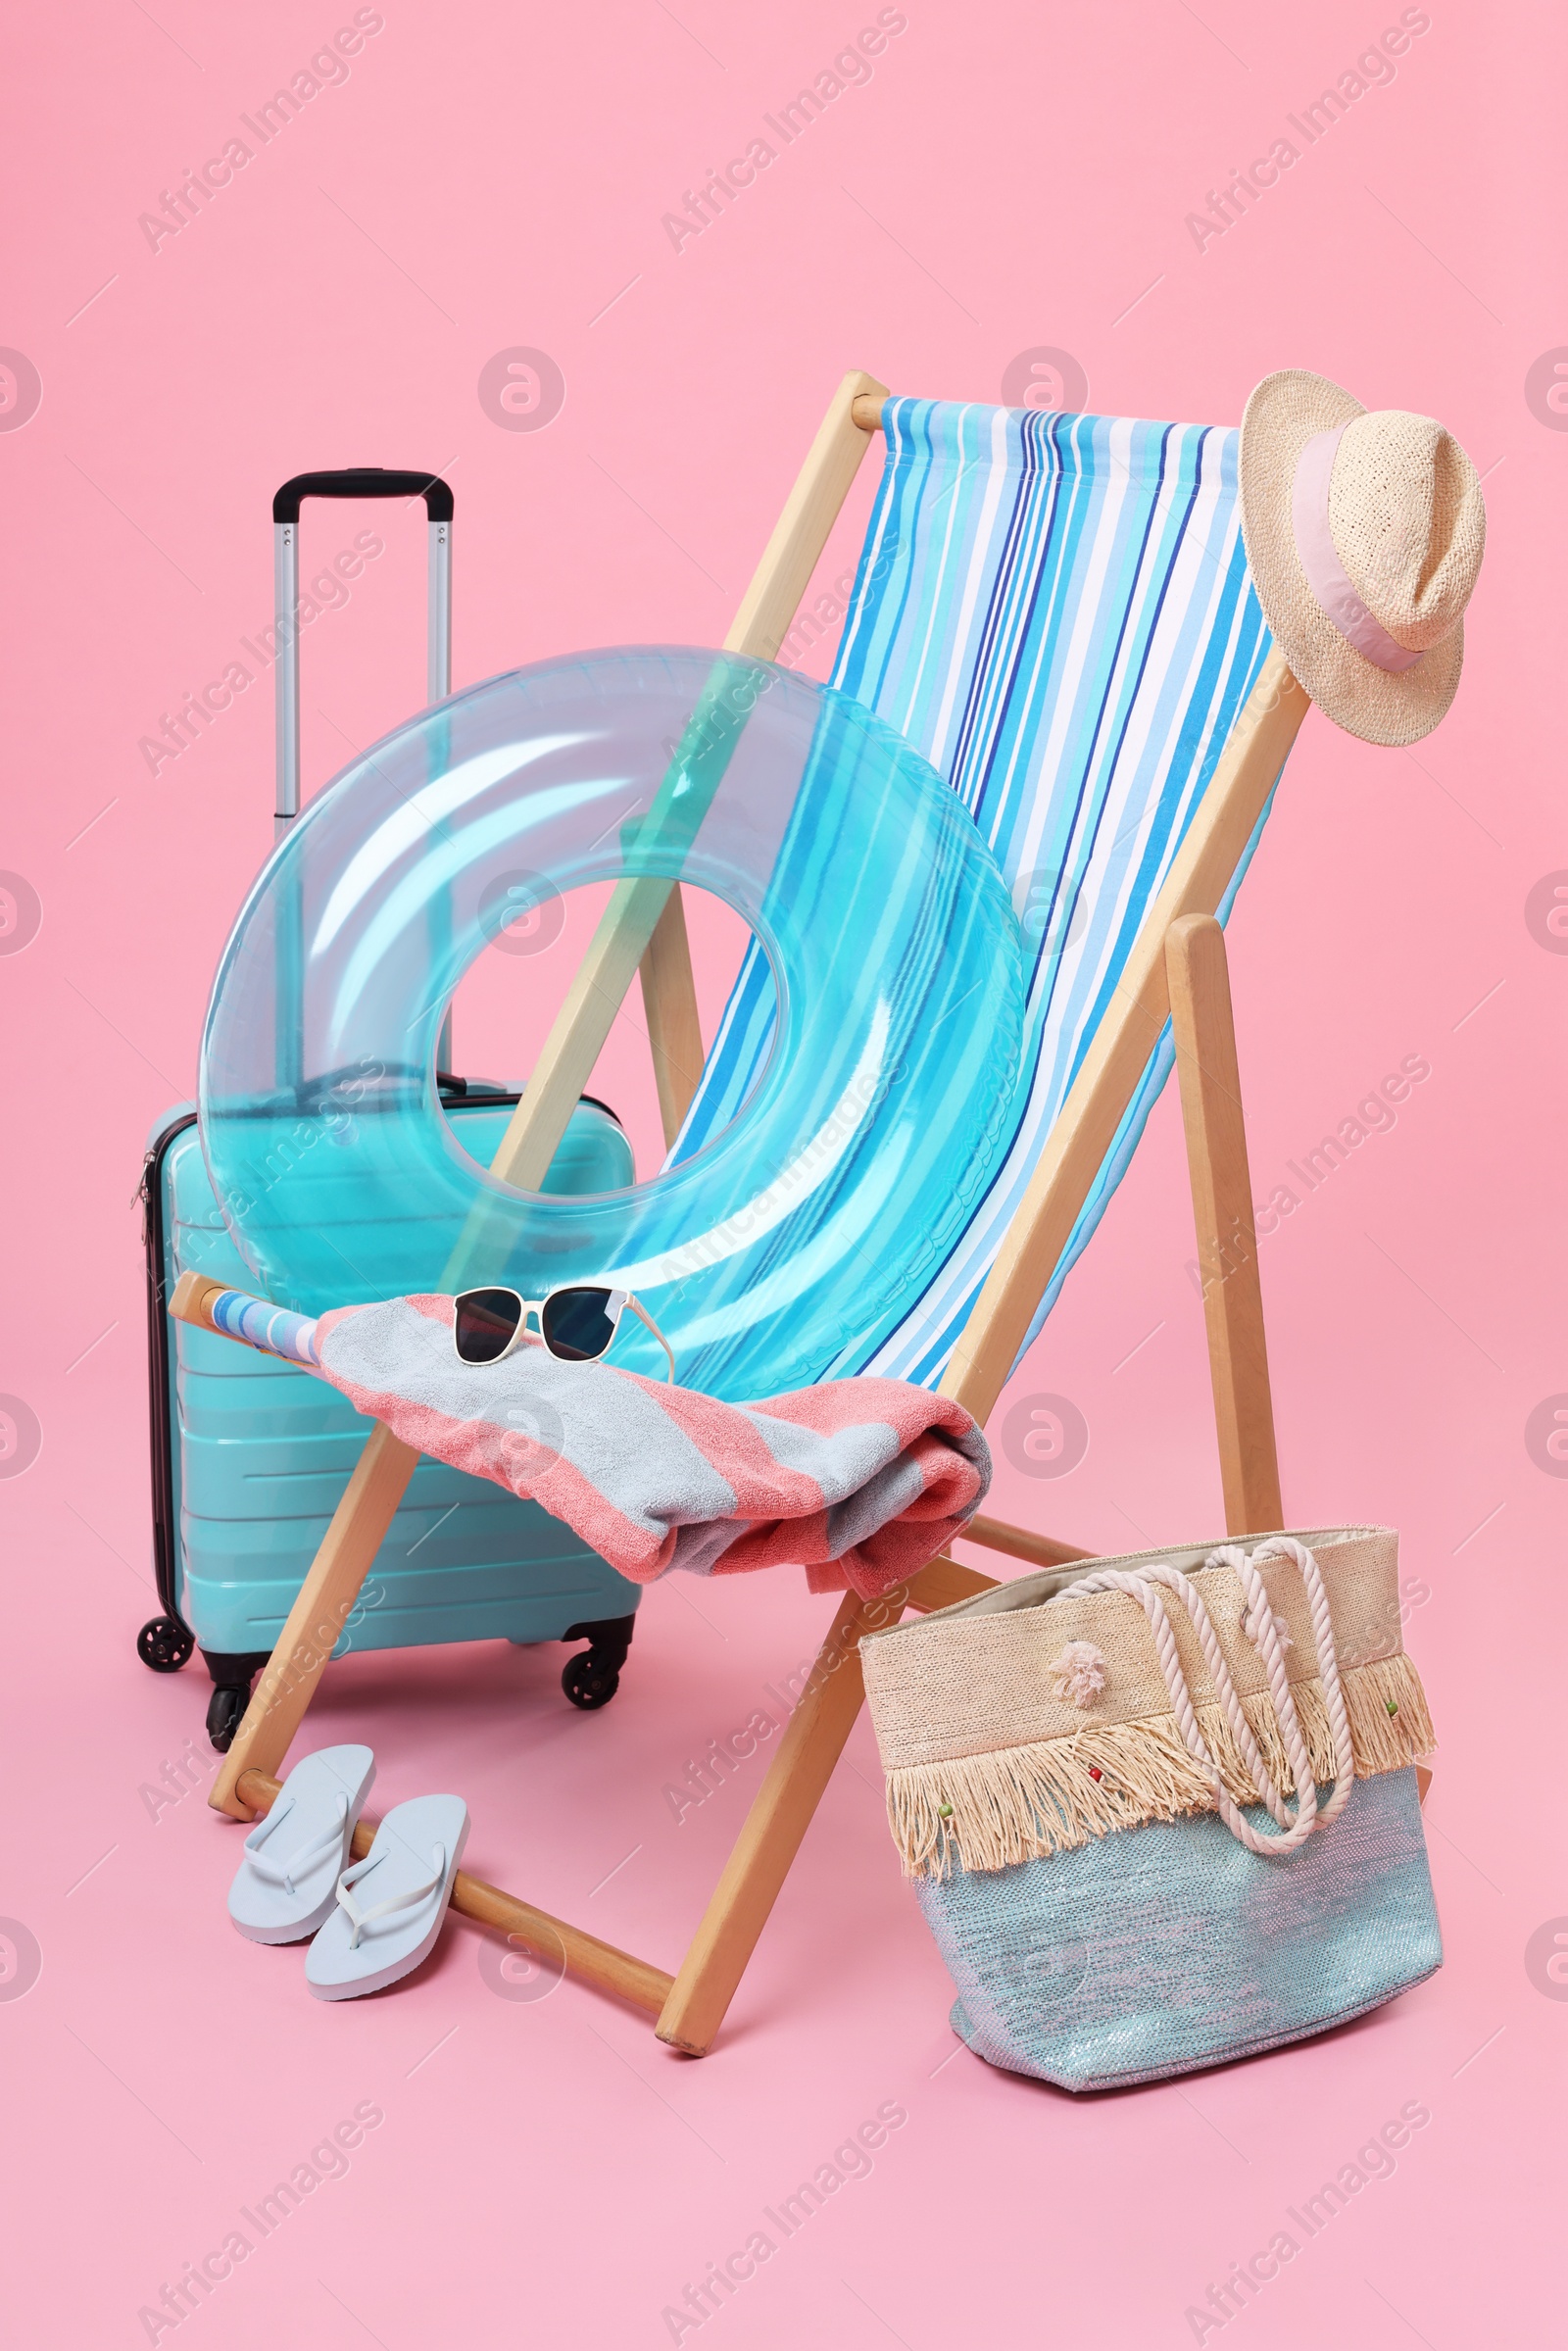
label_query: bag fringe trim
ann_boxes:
[885,1654,1434,1879]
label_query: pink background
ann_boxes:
[2,1,1564,2343]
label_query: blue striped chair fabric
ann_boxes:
[672,398,1285,1392]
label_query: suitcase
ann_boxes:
[136,468,643,1748]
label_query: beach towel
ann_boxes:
[210,1287,991,1600]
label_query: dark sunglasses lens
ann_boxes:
[540,1288,616,1363]
[454,1289,522,1364]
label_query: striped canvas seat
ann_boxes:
[672,398,1283,1388]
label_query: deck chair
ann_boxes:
[206,370,1310,2052]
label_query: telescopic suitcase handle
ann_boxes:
[271,467,454,839]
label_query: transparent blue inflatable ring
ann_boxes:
[201,648,1024,1400]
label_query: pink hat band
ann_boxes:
[1290,426,1424,676]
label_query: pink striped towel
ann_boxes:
[311,1294,991,1600]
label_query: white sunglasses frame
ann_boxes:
[452,1284,675,1383]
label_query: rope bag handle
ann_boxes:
[1069,1537,1355,1857]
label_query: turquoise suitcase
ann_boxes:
[135,467,642,1746]
[139,1086,643,1746]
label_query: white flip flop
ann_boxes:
[228,1745,375,1945]
[305,1794,469,2001]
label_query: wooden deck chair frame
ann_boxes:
[201,370,1315,2053]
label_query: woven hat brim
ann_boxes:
[1239,369,1463,749]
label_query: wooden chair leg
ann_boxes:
[657,1553,996,2055]
[656,1590,872,2054]
[209,1422,419,1818]
[639,889,706,1151]
[1165,913,1283,1537]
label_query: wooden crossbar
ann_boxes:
[961,1513,1095,1572]
[234,1769,675,2015]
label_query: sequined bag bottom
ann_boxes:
[917,1766,1440,2091]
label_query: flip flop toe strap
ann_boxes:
[245,1792,350,1895]
[334,1844,448,1951]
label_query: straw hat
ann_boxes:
[1238,369,1486,746]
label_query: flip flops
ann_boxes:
[227,1755,467,1997]
[304,1793,469,2001]
[228,1744,375,1944]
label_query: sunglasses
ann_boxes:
[452,1285,675,1382]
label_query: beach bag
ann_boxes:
[860,1526,1440,2090]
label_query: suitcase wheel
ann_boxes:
[137,1616,194,1674]
[206,1684,253,1751]
[197,1653,270,1751]
[560,1614,635,1711]
[561,1650,621,1709]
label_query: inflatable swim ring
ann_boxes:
[201,648,1023,1399]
